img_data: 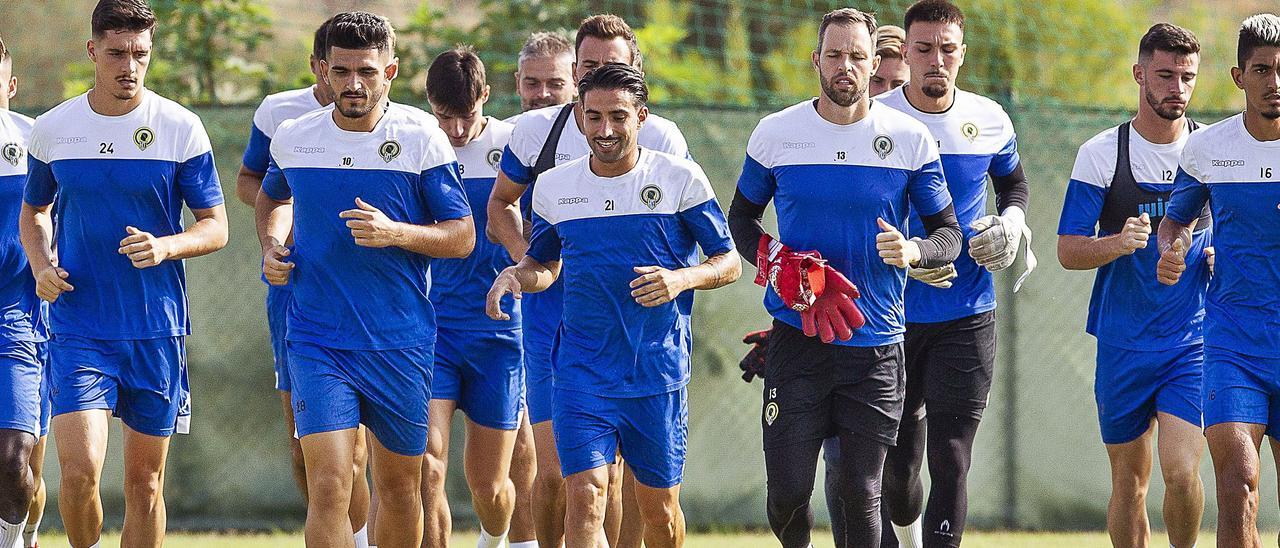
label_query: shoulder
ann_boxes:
[872,86,908,110]
[1077,124,1121,161]
[511,105,562,136]
[752,100,813,135]
[1183,114,1238,155]
[274,107,332,142]
[640,112,683,137]
[5,111,35,139]
[31,93,87,133]
[485,117,515,144]
[869,101,932,141]
[531,155,587,203]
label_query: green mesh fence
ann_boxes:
[7,0,1275,533]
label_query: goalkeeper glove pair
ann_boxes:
[755,234,864,344]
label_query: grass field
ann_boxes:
[37,530,1240,547]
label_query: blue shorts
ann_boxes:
[267,285,292,392]
[288,341,434,456]
[1095,342,1203,444]
[0,340,44,437]
[433,327,524,430]
[38,342,50,437]
[522,323,555,424]
[48,334,190,437]
[1203,345,1280,437]
[552,388,687,488]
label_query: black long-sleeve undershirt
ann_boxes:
[991,162,1029,214]
[726,189,962,270]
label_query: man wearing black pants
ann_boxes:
[729,8,962,547]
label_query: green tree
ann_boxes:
[150,0,273,105]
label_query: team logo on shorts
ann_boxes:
[640,184,663,210]
[960,122,980,143]
[378,140,401,163]
[486,148,502,169]
[764,402,779,426]
[872,134,894,159]
[0,143,21,166]
[133,127,155,151]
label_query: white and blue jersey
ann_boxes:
[24,91,224,339]
[261,104,471,350]
[430,117,520,331]
[1166,113,1280,358]
[877,87,1020,323]
[526,149,733,397]
[1059,124,1209,350]
[737,99,952,347]
[242,86,324,174]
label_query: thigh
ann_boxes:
[301,428,360,490]
[457,329,524,431]
[919,311,996,417]
[763,321,834,449]
[118,336,189,437]
[1156,411,1204,477]
[463,417,519,482]
[52,409,111,477]
[121,424,171,481]
[48,334,120,419]
[1095,343,1160,445]
[617,389,687,489]
[831,343,905,447]
[0,339,42,436]
[352,345,434,457]
[552,389,618,479]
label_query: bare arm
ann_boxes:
[255,189,295,286]
[1155,216,1196,286]
[629,250,742,308]
[338,198,475,259]
[117,205,229,268]
[486,255,563,320]
[235,165,266,207]
[1057,234,1133,270]
[19,202,74,302]
[487,171,530,259]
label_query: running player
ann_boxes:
[1156,13,1280,548]
[1057,23,1207,548]
[420,46,522,548]
[869,2,1034,546]
[487,14,690,548]
[236,19,373,548]
[19,2,230,547]
[728,8,962,547]
[0,34,47,548]
[255,12,473,548]
[487,62,740,548]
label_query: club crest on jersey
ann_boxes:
[1,143,21,167]
[960,122,980,143]
[872,134,894,159]
[764,402,779,426]
[133,127,155,151]
[379,140,401,163]
[486,148,502,169]
[640,184,663,210]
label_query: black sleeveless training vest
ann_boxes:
[1098,120,1211,235]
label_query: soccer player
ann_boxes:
[487,61,740,548]
[1057,23,1208,548]
[864,2,1034,546]
[487,13,690,548]
[255,12,474,548]
[19,1,230,546]
[1156,13,1280,548]
[869,25,908,97]
[514,32,575,113]
[0,34,46,548]
[236,18,373,548]
[420,46,524,548]
[728,8,962,547]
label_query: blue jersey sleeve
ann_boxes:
[1057,180,1106,236]
[419,162,471,222]
[23,156,56,207]
[526,210,562,264]
[736,154,775,206]
[989,135,1020,178]
[177,151,224,209]
[678,199,734,257]
[1165,168,1209,225]
[242,124,272,173]
[260,157,291,201]
[908,158,952,216]
[499,144,535,185]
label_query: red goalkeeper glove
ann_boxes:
[755,234,827,311]
[800,266,865,343]
[739,329,769,382]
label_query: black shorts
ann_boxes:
[762,320,904,449]
[903,310,997,421]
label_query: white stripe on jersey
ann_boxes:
[28,91,211,164]
[746,99,939,172]
[0,111,34,178]
[507,104,689,168]
[1072,124,1189,189]
[532,149,714,225]
[271,104,457,175]
[875,86,1014,157]
[252,86,325,138]
[456,117,513,180]
[1183,113,1280,184]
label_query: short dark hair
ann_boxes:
[1238,13,1280,68]
[91,0,156,38]
[312,17,335,61]
[1138,23,1200,62]
[576,14,641,67]
[427,46,486,115]
[519,32,573,65]
[577,62,647,107]
[818,8,878,50]
[327,11,395,55]
[903,0,964,33]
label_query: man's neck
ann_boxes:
[903,83,955,114]
[590,149,639,178]
[1131,107,1186,145]
[332,98,388,132]
[814,94,869,126]
[1243,107,1280,142]
[87,86,144,117]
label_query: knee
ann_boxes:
[123,469,162,503]
[766,481,811,516]
[0,456,33,513]
[59,459,100,495]
[534,467,563,494]
[1162,466,1201,496]
[309,472,354,508]
[637,494,679,529]
[1216,462,1261,501]
[470,476,512,507]
[565,477,608,516]
[423,454,448,488]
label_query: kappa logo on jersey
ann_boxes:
[486,148,502,169]
[640,184,663,210]
[764,402,779,426]
[960,122,980,143]
[873,134,894,159]
[379,140,401,163]
[1,142,21,166]
[133,127,155,151]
